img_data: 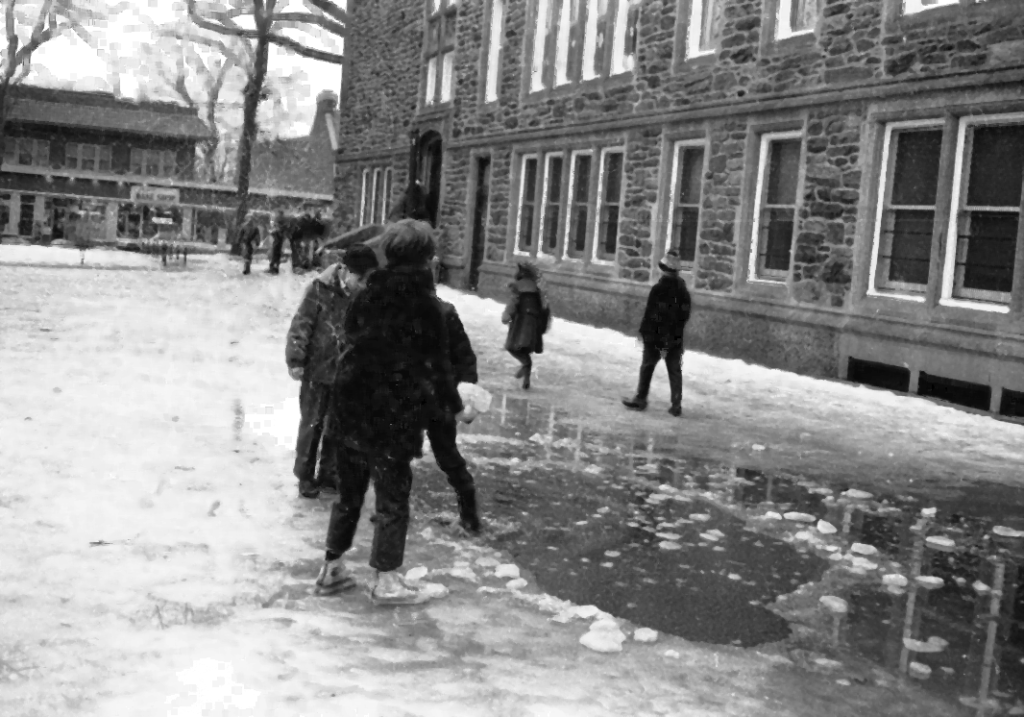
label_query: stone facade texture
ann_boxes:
[336,0,1024,404]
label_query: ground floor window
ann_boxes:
[19,194,36,237]
[666,141,707,269]
[358,166,392,225]
[117,203,182,240]
[749,132,803,282]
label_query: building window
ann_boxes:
[66,143,113,173]
[667,141,706,266]
[515,155,539,254]
[777,0,818,39]
[903,0,958,15]
[870,123,943,298]
[750,133,802,281]
[610,0,641,75]
[594,148,624,262]
[941,117,1024,309]
[371,168,384,225]
[687,0,724,57]
[15,138,49,167]
[381,168,393,223]
[539,154,565,255]
[424,0,458,106]
[130,148,176,178]
[359,169,371,225]
[484,0,505,102]
[565,151,593,260]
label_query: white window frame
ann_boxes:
[777,0,817,40]
[538,152,565,256]
[563,149,594,261]
[592,146,626,265]
[553,0,573,85]
[514,153,540,257]
[939,113,1024,314]
[582,0,606,81]
[610,0,639,75]
[665,138,707,269]
[748,130,803,283]
[380,168,393,223]
[531,0,552,92]
[903,0,958,16]
[867,119,942,303]
[484,0,505,102]
[358,169,371,225]
[687,0,719,59]
[370,168,383,226]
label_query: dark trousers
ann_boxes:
[293,380,338,487]
[508,349,532,370]
[268,236,284,273]
[325,443,414,573]
[427,412,474,493]
[290,239,302,271]
[636,341,683,407]
[242,245,253,274]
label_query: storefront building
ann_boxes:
[0,85,332,247]
[335,0,1024,418]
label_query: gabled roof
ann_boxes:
[249,91,339,195]
[6,85,212,140]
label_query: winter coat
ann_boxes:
[502,278,546,354]
[439,299,478,385]
[240,224,260,258]
[638,274,692,349]
[285,264,353,385]
[332,266,463,461]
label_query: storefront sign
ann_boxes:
[130,186,180,205]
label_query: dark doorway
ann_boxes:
[469,156,491,291]
[419,131,443,227]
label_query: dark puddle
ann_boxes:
[412,393,1024,715]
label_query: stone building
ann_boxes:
[335,0,1024,417]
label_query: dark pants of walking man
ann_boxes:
[242,242,254,275]
[324,442,414,572]
[290,237,303,272]
[268,234,284,274]
[635,342,683,408]
[293,380,338,491]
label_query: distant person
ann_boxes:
[268,210,286,274]
[286,244,380,499]
[239,216,260,275]
[622,250,691,417]
[289,214,304,273]
[501,261,550,390]
[315,220,468,605]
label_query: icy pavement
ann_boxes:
[1,246,1020,716]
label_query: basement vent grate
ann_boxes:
[1000,389,1024,419]
[847,358,910,393]
[918,372,991,412]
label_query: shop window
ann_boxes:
[483,0,505,102]
[18,194,36,236]
[424,0,458,106]
[667,142,706,266]
[539,154,564,255]
[117,203,182,239]
[515,155,539,254]
[750,133,802,281]
[687,0,725,58]
[777,0,818,39]
[0,193,10,233]
[941,117,1024,309]
[594,148,624,262]
[565,151,593,260]
[870,124,943,297]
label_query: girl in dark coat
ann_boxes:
[502,261,547,390]
[316,219,466,605]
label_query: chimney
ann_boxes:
[316,90,338,112]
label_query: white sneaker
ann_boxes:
[371,570,430,606]
[314,558,357,595]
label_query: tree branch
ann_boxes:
[187,0,261,40]
[304,0,348,25]
[266,31,343,64]
[271,11,345,38]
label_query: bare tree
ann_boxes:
[182,0,345,243]
[0,1,123,156]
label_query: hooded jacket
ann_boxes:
[285,263,353,384]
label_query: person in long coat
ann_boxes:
[239,216,260,275]
[622,250,692,417]
[315,219,467,605]
[501,261,547,390]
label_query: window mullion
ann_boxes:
[532,154,545,257]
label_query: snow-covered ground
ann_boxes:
[0,245,1012,716]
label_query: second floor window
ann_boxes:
[4,138,50,167]
[483,0,505,102]
[66,143,112,173]
[532,0,639,93]
[424,0,458,106]
[130,149,177,178]
[777,0,818,39]
[688,0,725,58]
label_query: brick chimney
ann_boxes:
[316,91,338,112]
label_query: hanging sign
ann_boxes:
[130,186,180,205]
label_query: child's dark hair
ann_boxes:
[342,244,380,277]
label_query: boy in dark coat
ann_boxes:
[623,250,692,417]
[315,220,467,605]
[430,296,482,533]
[502,261,547,390]
[286,245,380,498]
[239,216,260,275]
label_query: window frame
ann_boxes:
[776,0,818,40]
[939,112,1024,314]
[747,130,805,284]
[514,153,541,257]
[592,146,626,265]
[665,138,708,270]
[538,152,566,257]
[902,0,958,16]
[371,168,384,225]
[482,0,506,103]
[563,149,595,261]
[380,168,393,223]
[423,0,459,107]
[16,138,49,167]
[867,119,944,302]
[687,0,723,59]
[359,169,371,225]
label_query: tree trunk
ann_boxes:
[203,99,219,182]
[230,29,270,255]
[0,81,10,173]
